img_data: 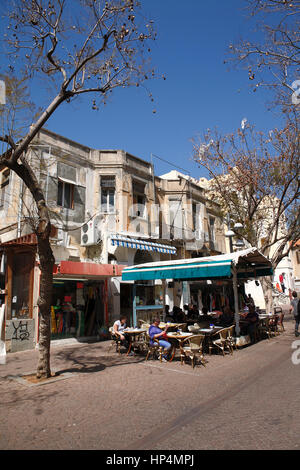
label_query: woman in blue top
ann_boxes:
[149,318,172,362]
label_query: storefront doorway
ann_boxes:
[51,279,105,339]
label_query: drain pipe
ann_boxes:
[17,179,24,238]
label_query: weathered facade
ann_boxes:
[0,128,226,351]
[290,240,300,292]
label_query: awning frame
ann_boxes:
[110,234,177,254]
[122,248,272,282]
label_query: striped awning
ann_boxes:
[122,247,273,281]
[110,234,176,254]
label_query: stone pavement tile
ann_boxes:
[0,318,298,450]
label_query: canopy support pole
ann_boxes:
[133,283,137,327]
[232,267,240,336]
[162,279,166,322]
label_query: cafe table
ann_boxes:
[159,322,186,330]
[166,331,194,362]
[123,328,147,355]
[198,326,224,352]
[258,313,276,319]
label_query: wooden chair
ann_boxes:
[179,334,206,368]
[108,326,121,355]
[188,325,201,333]
[209,328,232,356]
[277,314,285,333]
[132,331,148,355]
[145,334,164,362]
[138,319,150,330]
[274,308,284,332]
[269,315,279,337]
[258,317,272,340]
[226,325,237,351]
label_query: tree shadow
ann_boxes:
[53,346,146,375]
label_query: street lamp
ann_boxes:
[225,218,245,253]
[225,218,245,337]
[225,229,235,253]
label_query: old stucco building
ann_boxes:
[0,128,226,351]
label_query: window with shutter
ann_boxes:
[100,176,115,213]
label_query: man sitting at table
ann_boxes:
[240,305,259,343]
[197,307,211,328]
[165,305,175,322]
[149,318,172,362]
[190,304,200,320]
[113,315,132,354]
[173,306,185,322]
[219,306,234,327]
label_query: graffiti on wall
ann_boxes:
[12,321,31,341]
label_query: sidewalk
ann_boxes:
[0,313,297,450]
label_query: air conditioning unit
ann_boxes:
[52,228,70,247]
[81,219,100,246]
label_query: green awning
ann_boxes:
[122,247,273,281]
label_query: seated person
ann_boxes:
[240,305,259,342]
[219,306,234,327]
[183,304,193,321]
[187,303,193,315]
[165,305,174,322]
[173,306,185,322]
[148,318,172,362]
[191,304,199,319]
[113,315,131,352]
[198,306,211,327]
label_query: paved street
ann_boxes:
[0,312,299,451]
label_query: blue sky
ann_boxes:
[3,0,283,177]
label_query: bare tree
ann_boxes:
[194,0,300,310]
[192,120,300,311]
[228,0,300,114]
[0,0,159,378]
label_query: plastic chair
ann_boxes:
[179,334,206,368]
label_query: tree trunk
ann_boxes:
[36,236,55,379]
[260,277,274,314]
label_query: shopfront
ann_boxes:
[189,279,247,313]
[51,260,124,341]
[51,279,106,339]
[0,236,125,350]
[0,236,37,352]
[120,280,164,325]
